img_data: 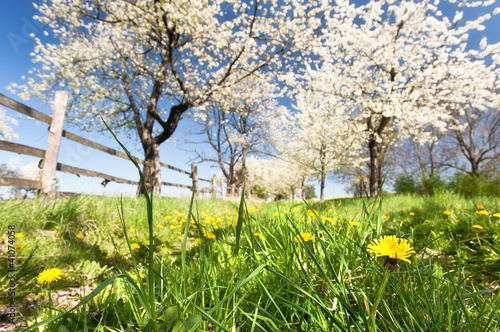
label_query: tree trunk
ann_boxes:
[470,158,480,177]
[137,141,161,196]
[368,136,380,198]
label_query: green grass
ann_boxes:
[1,190,499,331]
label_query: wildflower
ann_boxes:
[367,235,415,264]
[76,233,83,239]
[194,238,202,244]
[351,221,359,227]
[494,213,500,218]
[114,248,119,253]
[472,225,483,230]
[247,207,258,213]
[37,268,63,285]
[274,212,280,217]
[204,232,216,240]
[139,273,145,279]
[131,243,140,249]
[13,244,23,249]
[425,220,430,223]
[15,233,24,238]
[159,225,164,229]
[477,211,489,216]
[143,240,150,246]
[477,205,484,210]
[165,215,172,220]
[178,212,185,217]
[295,232,313,243]
[324,217,334,222]
[443,210,451,216]
[307,209,318,217]
[381,215,390,221]
[1,237,6,243]
[254,232,263,240]
[169,225,177,229]
[129,228,135,232]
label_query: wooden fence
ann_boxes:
[0,92,224,198]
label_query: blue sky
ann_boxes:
[1,0,498,199]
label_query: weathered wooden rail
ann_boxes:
[0,92,223,198]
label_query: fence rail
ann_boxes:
[0,92,218,198]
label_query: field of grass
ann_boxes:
[1,189,499,331]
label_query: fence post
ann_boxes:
[211,175,216,199]
[221,178,226,200]
[40,91,68,198]
[191,162,199,199]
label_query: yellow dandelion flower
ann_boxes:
[274,212,280,217]
[472,225,483,230]
[425,220,430,223]
[139,273,145,279]
[367,236,415,264]
[165,215,172,220]
[204,232,216,240]
[1,237,7,243]
[178,212,185,217]
[409,212,415,216]
[254,232,263,240]
[169,225,177,229]
[37,268,63,285]
[443,210,451,216]
[477,211,489,216]
[194,238,202,244]
[114,248,119,253]
[131,243,140,249]
[324,217,334,222]
[295,232,313,243]
[494,213,500,218]
[351,221,359,227]
[477,205,484,210]
[381,215,390,221]
[13,244,23,249]
[15,233,24,238]
[76,233,83,239]
[307,209,318,217]
[159,225,164,229]
[143,240,150,246]
[129,228,135,232]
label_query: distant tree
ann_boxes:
[303,185,317,200]
[246,156,306,201]
[0,107,18,141]
[447,107,500,178]
[266,91,363,201]
[190,79,276,192]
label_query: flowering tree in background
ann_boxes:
[447,107,500,177]
[190,78,278,192]
[0,107,18,141]
[283,0,500,197]
[267,90,365,201]
[246,156,306,201]
[9,0,325,194]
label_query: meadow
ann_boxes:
[1,188,499,331]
